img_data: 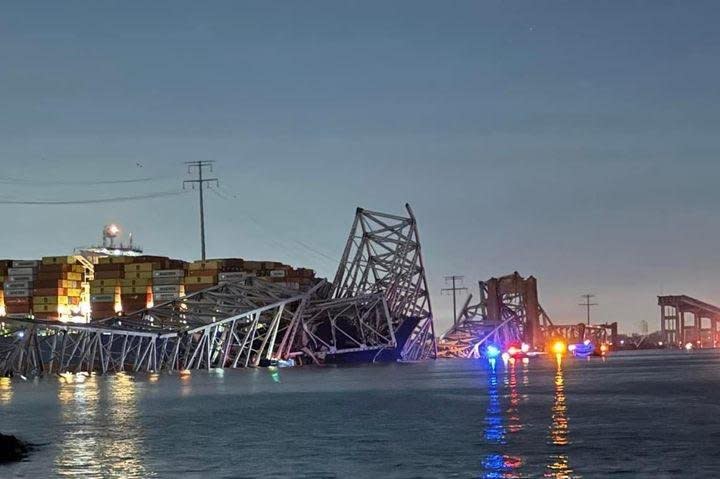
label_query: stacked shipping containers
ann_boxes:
[152,268,185,304]
[0,260,10,314]
[0,254,316,320]
[185,258,316,293]
[90,256,127,318]
[33,256,84,319]
[4,260,39,316]
[90,256,188,317]
[184,260,221,294]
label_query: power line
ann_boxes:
[0,175,178,186]
[579,294,598,325]
[184,161,218,261]
[208,185,339,268]
[441,275,468,325]
[0,190,188,205]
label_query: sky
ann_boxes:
[1,1,719,334]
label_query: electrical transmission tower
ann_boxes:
[442,275,468,325]
[579,294,598,325]
[184,161,219,261]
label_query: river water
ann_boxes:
[1,349,718,478]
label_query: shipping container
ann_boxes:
[34,304,68,314]
[98,256,133,264]
[34,279,78,289]
[7,275,34,282]
[90,294,115,303]
[188,260,221,271]
[94,270,125,279]
[90,286,117,295]
[94,263,126,272]
[8,267,35,276]
[153,292,180,302]
[152,276,183,286]
[41,255,77,265]
[4,280,32,290]
[12,260,39,268]
[124,262,158,273]
[124,271,153,280]
[33,296,71,305]
[270,269,287,278]
[153,269,184,278]
[38,263,84,273]
[184,284,211,294]
[121,286,150,295]
[33,288,68,296]
[5,289,31,298]
[90,278,122,287]
[184,275,217,285]
[218,272,251,281]
[152,284,181,294]
[120,278,151,287]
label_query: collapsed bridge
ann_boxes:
[437,272,617,358]
[0,204,436,377]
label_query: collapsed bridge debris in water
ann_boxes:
[0,204,436,376]
[437,272,617,358]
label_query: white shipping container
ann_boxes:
[8,275,34,283]
[91,294,115,302]
[151,276,183,285]
[8,267,35,276]
[270,270,286,278]
[152,284,181,294]
[12,260,39,268]
[5,289,31,297]
[153,292,180,301]
[153,269,184,279]
[4,281,32,290]
[218,272,249,281]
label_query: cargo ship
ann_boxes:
[0,224,317,323]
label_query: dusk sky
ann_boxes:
[1,1,719,333]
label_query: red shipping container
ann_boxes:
[94,270,125,279]
[33,288,68,296]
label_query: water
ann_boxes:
[1,350,719,478]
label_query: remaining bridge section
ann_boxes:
[438,272,618,358]
[659,295,720,347]
[437,272,552,358]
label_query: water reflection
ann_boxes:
[481,359,521,479]
[545,355,576,479]
[56,374,103,477]
[0,376,13,405]
[505,359,522,434]
[105,373,148,477]
[55,373,150,478]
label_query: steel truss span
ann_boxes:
[330,204,436,360]
[1,203,436,376]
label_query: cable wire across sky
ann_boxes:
[0,174,180,186]
[0,190,189,205]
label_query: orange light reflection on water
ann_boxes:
[545,356,575,479]
[0,377,12,405]
[55,373,148,478]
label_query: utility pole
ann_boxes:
[184,161,219,261]
[579,294,598,325]
[442,276,468,325]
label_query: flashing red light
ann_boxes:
[507,346,519,356]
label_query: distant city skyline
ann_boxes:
[2,1,720,334]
